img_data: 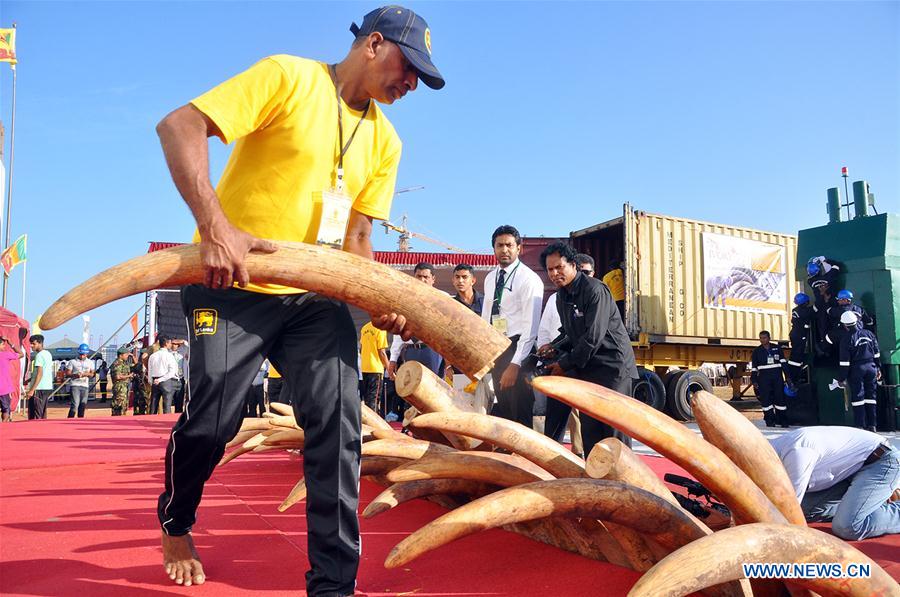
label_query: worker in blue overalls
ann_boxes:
[837,311,882,432]
[787,292,813,387]
[807,257,840,345]
[751,330,789,427]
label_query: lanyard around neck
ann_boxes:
[329,64,370,190]
[494,262,521,306]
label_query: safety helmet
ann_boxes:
[783,383,798,398]
[77,343,91,355]
[793,293,810,305]
[840,311,859,326]
[836,289,853,301]
[806,262,820,276]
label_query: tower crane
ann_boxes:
[381,186,469,253]
[381,214,469,253]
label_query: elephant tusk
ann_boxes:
[628,523,898,597]
[40,242,509,380]
[691,391,806,526]
[532,376,787,526]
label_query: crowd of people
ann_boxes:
[20,334,190,420]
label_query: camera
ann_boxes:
[524,336,570,377]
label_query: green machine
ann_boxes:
[796,181,900,429]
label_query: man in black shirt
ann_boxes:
[538,242,637,455]
[451,264,484,314]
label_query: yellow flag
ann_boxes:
[32,312,42,335]
[0,28,16,65]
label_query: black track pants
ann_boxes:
[157,285,361,596]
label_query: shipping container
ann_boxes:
[571,204,800,344]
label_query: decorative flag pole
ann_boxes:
[0,23,18,307]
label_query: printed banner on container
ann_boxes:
[702,232,787,314]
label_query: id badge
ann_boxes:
[492,317,508,334]
[767,356,774,364]
[314,188,352,248]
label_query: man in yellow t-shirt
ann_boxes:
[153,6,444,594]
[601,259,626,320]
[359,322,388,413]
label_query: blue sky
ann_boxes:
[1,1,898,345]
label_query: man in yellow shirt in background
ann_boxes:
[601,259,626,320]
[153,6,444,594]
[359,321,389,414]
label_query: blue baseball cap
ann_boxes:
[350,6,445,90]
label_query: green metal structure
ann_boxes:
[797,184,900,429]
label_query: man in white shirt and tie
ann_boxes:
[771,426,899,540]
[148,335,180,414]
[480,225,544,430]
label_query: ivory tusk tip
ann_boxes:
[362,503,391,518]
[384,549,407,569]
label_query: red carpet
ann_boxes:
[1,416,897,596]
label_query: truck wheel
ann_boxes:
[667,369,713,421]
[632,367,666,411]
[665,370,686,408]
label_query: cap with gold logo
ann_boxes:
[351,5,445,90]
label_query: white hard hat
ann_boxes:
[840,311,859,326]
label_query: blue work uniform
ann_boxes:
[838,329,881,431]
[787,303,813,384]
[751,343,788,426]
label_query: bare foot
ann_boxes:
[161,532,206,586]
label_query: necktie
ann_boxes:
[492,268,506,320]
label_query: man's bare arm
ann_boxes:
[156,104,276,289]
[344,209,411,339]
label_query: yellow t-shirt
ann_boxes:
[268,364,281,379]
[602,269,625,301]
[190,55,402,294]
[359,322,388,374]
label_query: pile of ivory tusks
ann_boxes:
[37,245,896,596]
[221,363,898,597]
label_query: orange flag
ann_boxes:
[130,313,139,337]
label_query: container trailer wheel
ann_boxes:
[666,369,713,421]
[632,367,666,411]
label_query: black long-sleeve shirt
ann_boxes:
[555,272,638,381]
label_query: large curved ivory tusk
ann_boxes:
[268,402,294,417]
[628,523,898,597]
[588,439,684,511]
[278,477,307,512]
[385,479,708,569]
[408,411,586,478]
[261,428,305,447]
[362,438,455,460]
[532,376,787,526]
[361,403,394,432]
[361,456,409,477]
[239,417,275,433]
[40,243,509,380]
[395,362,482,450]
[386,451,554,486]
[362,479,498,518]
[692,391,805,526]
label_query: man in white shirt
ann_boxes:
[771,426,899,540]
[148,335,180,414]
[481,225,544,430]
